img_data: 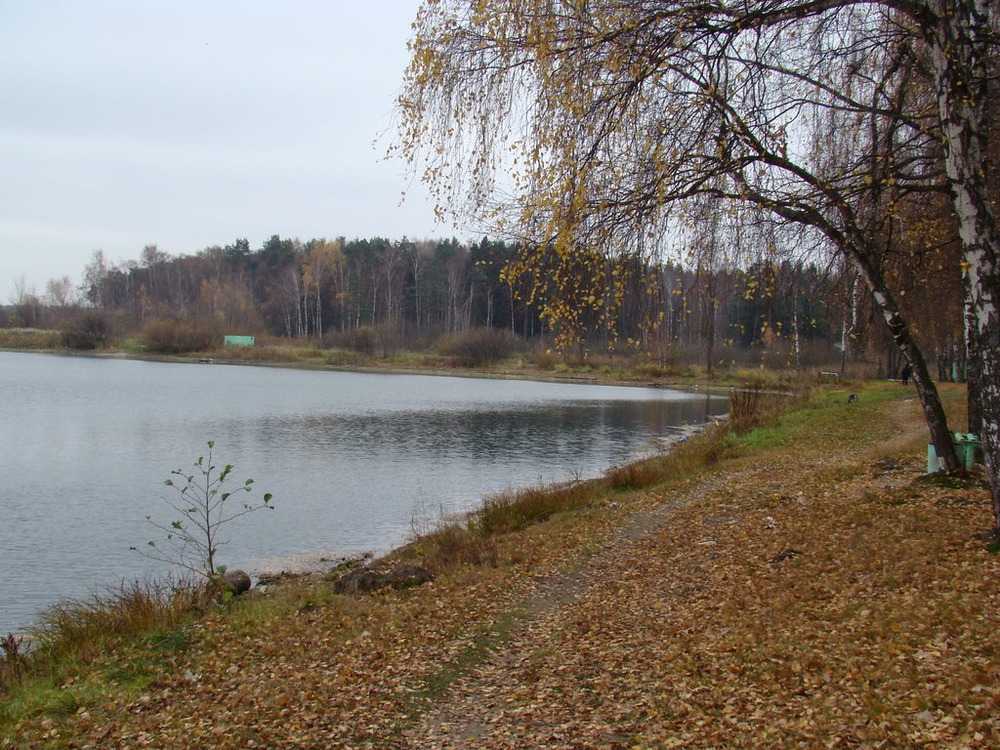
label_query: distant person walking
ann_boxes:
[901,363,912,385]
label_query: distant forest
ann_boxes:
[2,232,965,379]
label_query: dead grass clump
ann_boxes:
[435,327,525,367]
[605,458,668,491]
[0,634,26,690]
[533,348,558,370]
[633,361,665,379]
[141,319,215,354]
[0,328,62,349]
[0,578,207,709]
[473,481,599,536]
[221,345,296,363]
[605,425,735,491]
[418,523,500,568]
[666,425,734,470]
[728,386,766,433]
[728,384,792,434]
[29,578,205,665]
[323,349,367,367]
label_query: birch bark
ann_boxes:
[925,0,1000,535]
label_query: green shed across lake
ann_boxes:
[224,335,255,347]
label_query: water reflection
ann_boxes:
[251,399,712,461]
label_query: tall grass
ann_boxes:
[30,578,203,663]
[729,386,766,434]
[0,635,26,689]
[142,319,215,354]
[415,522,501,568]
[434,327,526,367]
[604,424,734,491]
[0,577,205,704]
[472,481,599,536]
[728,384,791,434]
[0,328,61,349]
[398,480,600,570]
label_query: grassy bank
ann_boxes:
[1,331,827,393]
[3,379,996,748]
[0,329,62,350]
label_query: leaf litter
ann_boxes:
[7,392,998,749]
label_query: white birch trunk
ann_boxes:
[927,0,1000,535]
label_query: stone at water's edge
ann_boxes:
[220,569,252,596]
[332,565,435,595]
[251,550,373,580]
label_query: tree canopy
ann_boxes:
[397,0,1000,535]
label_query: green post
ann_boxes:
[223,335,255,347]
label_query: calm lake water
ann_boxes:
[0,351,726,633]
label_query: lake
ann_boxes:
[0,351,726,633]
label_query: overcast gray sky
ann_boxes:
[0,0,447,304]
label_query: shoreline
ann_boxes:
[242,418,721,585]
[0,345,749,397]
[1,347,732,637]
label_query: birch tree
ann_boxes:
[397,0,1000,536]
[303,238,341,339]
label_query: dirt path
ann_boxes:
[394,397,998,748]
[399,460,796,748]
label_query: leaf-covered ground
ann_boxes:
[10,387,999,749]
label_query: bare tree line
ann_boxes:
[3,226,966,380]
